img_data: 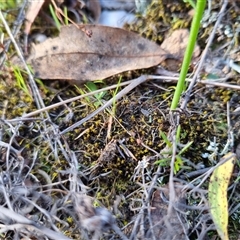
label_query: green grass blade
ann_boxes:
[178,141,193,155]
[170,0,206,110]
[160,131,172,147]
[49,4,61,31]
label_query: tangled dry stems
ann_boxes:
[1,0,240,239]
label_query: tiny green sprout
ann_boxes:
[49,4,61,31]
[160,130,172,147]
[85,81,106,101]
[13,66,31,98]
[178,141,193,156]
[156,128,193,174]
[63,6,68,25]
[75,81,107,108]
[183,0,196,9]
[85,81,107,107]
[74,84,91,104]
[176,125,181,143]
[175,155,183,173]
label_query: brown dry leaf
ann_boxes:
[146,183,188,240]
[23,24,168,81]
[161,29,200,59]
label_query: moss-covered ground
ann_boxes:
[0,0,240,239]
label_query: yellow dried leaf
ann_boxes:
[208,152,236,240]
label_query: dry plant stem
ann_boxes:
[145,165,162,239]
[0,0,28,67]
[50,0,83,30]
[17,80,132,119]
[37,169,52,190]
[180,167,211,179]
[129,208,143,240]
[60,72,239,135]
[167,126,177,220]
[229,183,239,212]
[6,127,21,170]
[24,150,38,180]
[23,197,60,232]
[69,150,86,192]
[18,194,40,215]
[131,167,163,239]
[0,140,21,156]
[220,102,234,155]
[226,101,233,144]
[147,165,162,201]
[111,225,129,240]
[0,183,14,211]
[7,75,240,123]
[0,221,71,240]
[1,5,71,171]
[145,76,240,89]
[0,10,45,111]
[141,167,156,240]
[0,9,60,158]
[60,75,151,135]
[0,10,60,158]
[184,153,236,192]
[180,0,229,110]
[230,202,240,216]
